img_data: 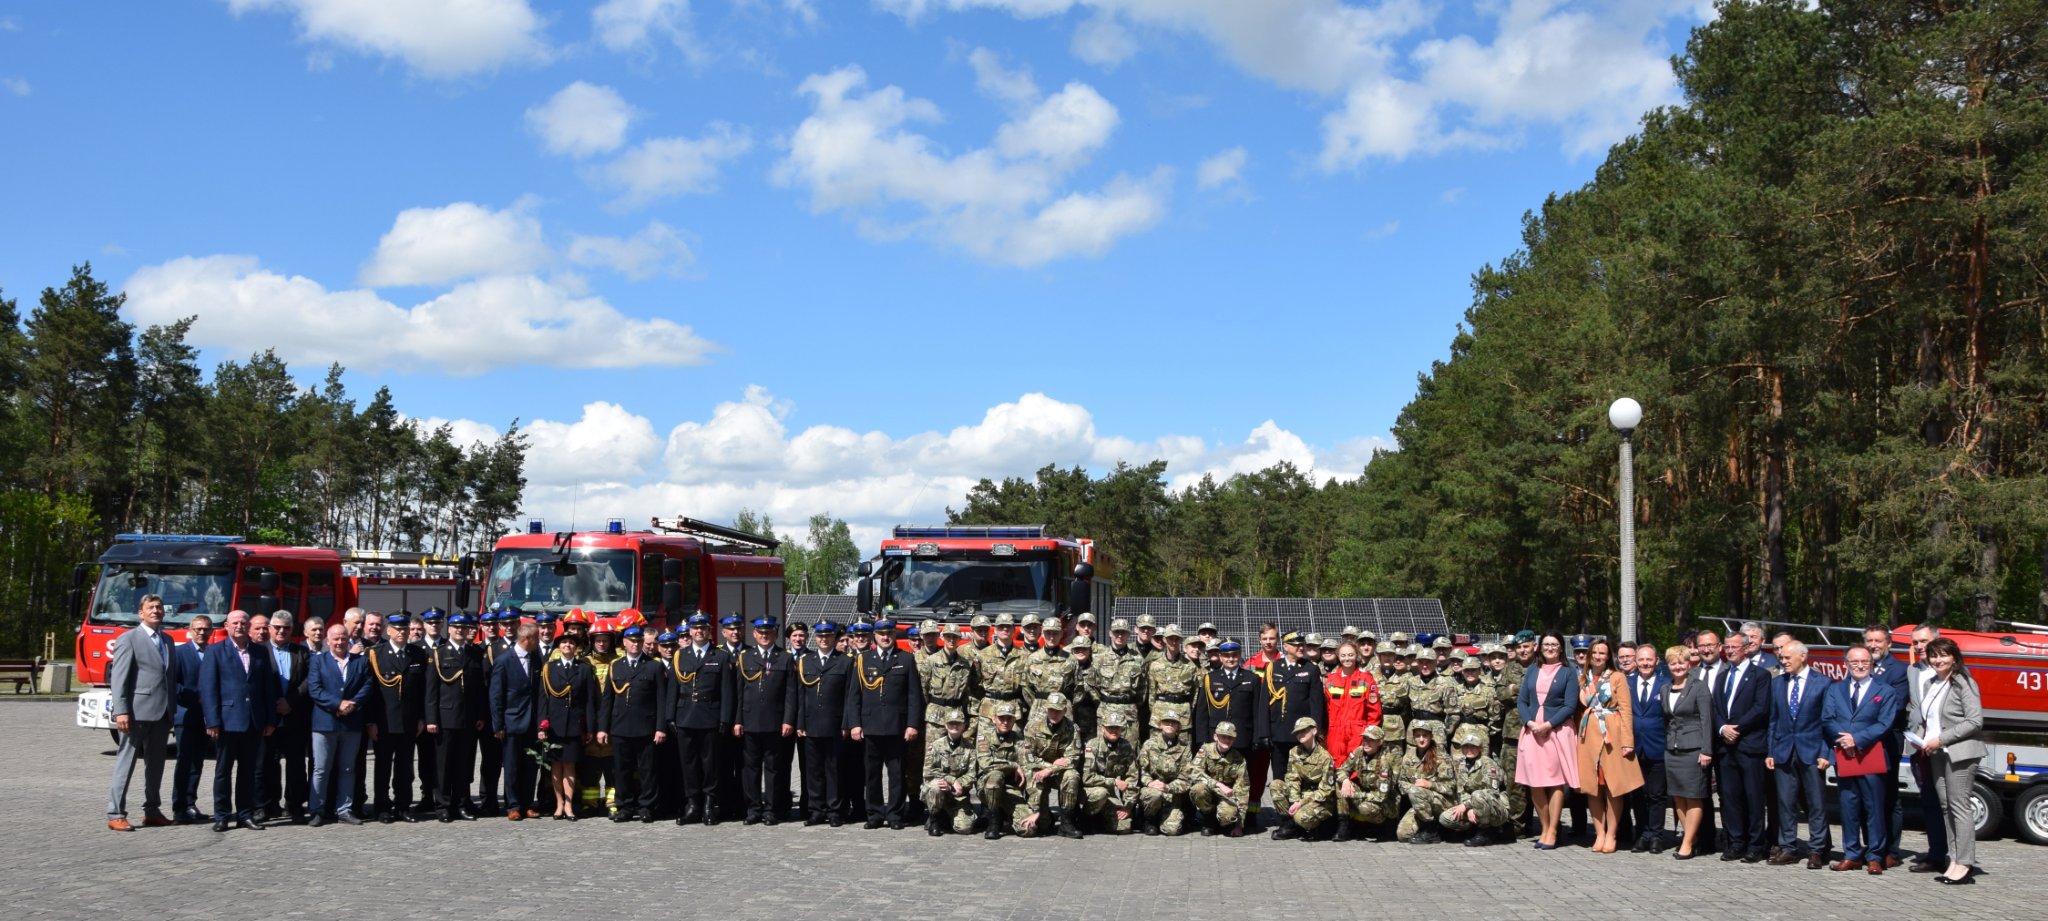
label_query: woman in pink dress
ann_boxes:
[1515,631,1582,849]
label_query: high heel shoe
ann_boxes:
[1936,867,1977,885]
[1674,850,1696,861]
[1533,841,1559,850]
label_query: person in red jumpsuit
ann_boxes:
[1322,641,1383,768]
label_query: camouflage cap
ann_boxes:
[970,614,991,628]
[1360,631,1379,644]
[1400,644,1421,658]
[920,619,941,634]
[1075,612,1096,624]
[1452,724,1487,748]
[1154,711,1183,725]
[1388,632,1410,645]
[993,613,1016,627]
[1197,622,1219,634]
[1431,636,1454,650]
[1213,721,1238,738]
[1020,614,1041,628]
[1340,625,1360,637]
[1303,632,1322,646]
[1162,624,1184,639]
[1362,724,1386,741]
[1109,618,1131,632]
[993,702,1021,719]
[940,623,963,637]
[943,709,968,726]
[1319,637,1340,650]
[1410,720,1442,739]
[1100,710,1128,729]
[1459,652,1483,669]
[1043,692,1070,710]
[1039,617,1063,633]
[1481,643,1506,657]
[1065,635,1092,652]
[1135,614,1157,629]
[1292,716,1320,736]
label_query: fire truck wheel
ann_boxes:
[1969,780,2003,841]
[2015,785,2048,846]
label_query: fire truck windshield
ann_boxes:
[90,567,233,628]
[488,548,637,614]
[888,555,1055,614]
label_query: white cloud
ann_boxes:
[1,77,28,96]
[1195,146,1246,190]
[601,124,754,209]
[568,221,697,279]
[359,200,549,288]
[0,16,20,31]
[224,0,548,78]
[773,64,1166,266]
[124,255,717,375]
[414,416,503,449]
[1071,13,1135,68]
[592,0,703,61]
[465,386,1389,553]
[526,81,637,158]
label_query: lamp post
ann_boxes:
[1609,398,1643,646]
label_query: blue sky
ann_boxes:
[0,1,1711,549]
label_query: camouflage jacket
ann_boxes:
[1449,753,1506,799]
[919,650,975,725]
[1022,716,1080,772]
[1337,742,1402,798]
[1191,742,1248,794]
[1082,734,1139,788]
[1090,650,1147,707]
[1445,676,1502,744]
[1393,749,1457,789]
[1278,742,1335,802]
[974,642,1028,716]
[975,725,1026,782]
[1493,666,1523,740]
[1021,648,1078,711]
[1146,655,1199,702]
[924,732,978,785]
[1138,734,1194,793]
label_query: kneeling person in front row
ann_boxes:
[922,709,978,836]
[1137,713,1195,836]
[1019,692,1083,838]
[1271,717,1336,840]
[1188,721,1250,837]
[977,703,1029,839]
[1079,711,1141,835]
[1437,723,1511,845]
[1394,721,1457,843]
[1336,723,1402,841]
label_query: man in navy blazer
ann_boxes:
[1765,642,1834,867]
[1712,632,1771,862]
[489,623,544,820]
[1624,641,1671,852]
[1823,645,1902,872]
[170,615,214,824]
[306,623,372,825]
[200,610,281,832]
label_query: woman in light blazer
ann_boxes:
[1909,637,1985,884]
[1660,645,1716,859]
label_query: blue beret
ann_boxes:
[719,615,741,627]
[813,621,840,634]
[656,631,678,644]
[849,623,874,634]
[447,613,474,627]
[750,617,776,630]
[687,613,711,627]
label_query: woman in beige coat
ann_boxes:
[1576,638,1643,853]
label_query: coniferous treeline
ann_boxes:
[954,2,2048,642]
[0,264,528,655]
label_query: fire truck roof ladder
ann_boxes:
[649,517,781,553]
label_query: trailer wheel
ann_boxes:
[1971,781,2003,840]
[2016,785,2048,846]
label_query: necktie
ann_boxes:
[1727,664,1742,707]
[1852,680,1864,708]
[156,631,170,667]
[1790,675,1803,721]
[1639,677,1650,701]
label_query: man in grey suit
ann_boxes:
[106,594,179,831]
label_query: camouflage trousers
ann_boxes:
[1396,783,1448,841]
[1137,785,1190,835]
[1339,789,1400,825]
[1006,767,1081,837]
[1437,788,1510,833]
[1498,742,1525,816]
[1080,784,1137,833]
[920,779,979,833]
[1272,785,1335,832]
[1188,783,1247,829]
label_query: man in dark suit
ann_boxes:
[665,613,737,825]
[427,613,490,822]
[1823,645,1901,873]
[254,612,311,823]
[200,609,282,832]
[490,622,544,820]
[1870,623,1916,868]
[1765,641,1834,867]
[600,621,665,823]
[1262,632,1327,783]
[1712,632,1771,862]
[170,615,214,824]
[1625,641,1671,853]
[845,618,923,830]
[735,617,798,825]
[716,613,748,819]
[305,623,371,825]
[794,622,851,826]
[412,608,443,811]
[367,611,425,822]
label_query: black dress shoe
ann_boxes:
[864,819,884,829]
[889,819,905,831]
[308,815,328,828]
[1720,851,1743,862]
[745,815,761,825]
[213,819,229,833]
[1935,873,1976,885]
[762,815,779,827]
[1743,851,1766,864]
[439,811,456,823]
[338,814,364,826]
[237,818,265,831]
[804,816,825,827]
[829,816,843,828]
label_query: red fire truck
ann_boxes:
[484,517,785,634]
[854,525,1113,631]
[72,534,467,739]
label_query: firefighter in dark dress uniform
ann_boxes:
[666,612,737,825]
[735,617,798,825]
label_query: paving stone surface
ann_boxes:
[6,700,2040,921]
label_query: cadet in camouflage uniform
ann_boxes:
[1021,617,1078,723]
[1438,723,1511,846]
[1018,692,1083,838]
[1145,625,1198,733]
[975,701,1028,840]
[1078,711,1140,835]
[1445,652,1502,749]
[919,624,975,798]
[1393,721,1458,844]
[1063,637,1100,740]
[1188,721,1250,837]
[921,709,979,836]
[974,613,1029,735]
[1335,723,1404,840]
[1270,717,1337,840]
[1136,713,1194,835]
[1090,628,1147,743]
[1376,641,1411,757]
[1485,643,1526,832]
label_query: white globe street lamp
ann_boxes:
[1609,398,1642,645]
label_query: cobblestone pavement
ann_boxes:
[7,700,2041,921]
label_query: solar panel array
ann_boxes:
[780,595,1448,642]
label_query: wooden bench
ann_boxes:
[0,658,43,694]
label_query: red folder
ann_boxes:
[1835,744,1887,778]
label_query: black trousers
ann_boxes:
[676,727,719,805]
[212,731,262,820]
[414,730,440,808]
[776,735,798,817]
[500,733,537,810]
[611,734,657,813]
[653,734,681,817]
[259,726,309,816]
[1269,739,1298,780]
[742,731,789,818]
[841,738,867,819]
[352,731,370,816]
[372,728,416,813]
[1717,751,1769,855]
[1631,757,1669,839]
[864,735,908,823]
[173,722,210,818]
[802,735,841,819]
[436,728,476,810]
[477,729,503,807]
[716,732,744,816]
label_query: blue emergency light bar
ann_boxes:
[115,533,246,544]
[528,519,545,534]
[891,525,1049,540]
[607,518,625,534]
